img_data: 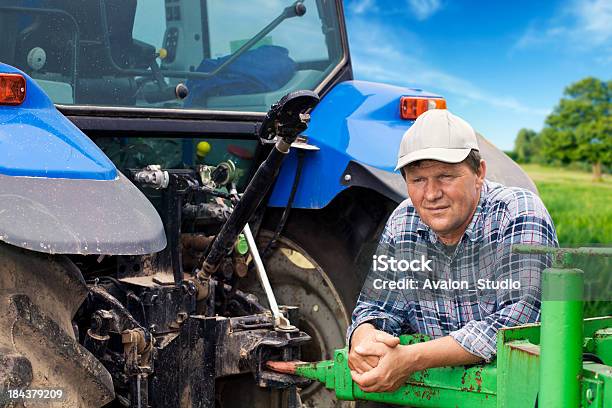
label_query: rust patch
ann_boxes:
[420,387,436,400]
[474,369,483,393]
[266,360,303,374]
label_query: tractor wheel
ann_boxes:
[0,242,114,407]
[257,230,355,408]
[231,208,366,408]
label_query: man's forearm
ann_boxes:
[401,336,483,371]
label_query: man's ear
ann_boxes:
[477,160,487,186]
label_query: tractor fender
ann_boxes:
[0,63,166,255]
[268,80,536,209]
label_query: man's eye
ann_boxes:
[440,174,454,180]
[411,178,424,183]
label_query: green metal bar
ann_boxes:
[512,245,612,257]
[539,266,584,408]
[294,360,334,386]
[291,335,497,407]
[512,245,612,268]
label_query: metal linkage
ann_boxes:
[243,223,295,331]
[198,91,319,279]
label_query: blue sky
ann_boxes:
[344,0,612,150]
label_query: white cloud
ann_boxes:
[513,0,612,52]
[348,0,377,15]
[407,0,442,21]
[348,17,550,117]
[575,0,612,44]
[346,0,443,20]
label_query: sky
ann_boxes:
[344,0,612,150]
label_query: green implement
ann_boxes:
[267,246,612,407]
[269,334,498,407]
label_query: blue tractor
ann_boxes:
[0,1,535,407]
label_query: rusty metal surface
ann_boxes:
[266,360,301,375]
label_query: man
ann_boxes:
[347,109,557,393]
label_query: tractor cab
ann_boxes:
[0,0,347,111]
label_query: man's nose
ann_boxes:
[424,180,443,202]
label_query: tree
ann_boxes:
[514,128,541,163]
[540,77,611,181]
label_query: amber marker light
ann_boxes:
[400,97,447,120]
[0,74,27,105]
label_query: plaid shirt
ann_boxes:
[347,180,558,361]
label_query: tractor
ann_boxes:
[0,1,537,407]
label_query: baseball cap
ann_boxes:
[395,109,479,171]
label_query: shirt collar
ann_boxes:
[416,181,488,244]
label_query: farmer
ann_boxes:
[347,109,558,392]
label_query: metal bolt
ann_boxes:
[586,388,594,403]
[312,304,319,312]
[343,174,351,182]
[336,354,344,363]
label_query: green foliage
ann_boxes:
[540,77,611,176]
[503,150,518,161]
[513,128,542,163]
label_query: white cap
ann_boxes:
[395,109,479,171]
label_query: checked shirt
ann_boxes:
[347,180,558,361]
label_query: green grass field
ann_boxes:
[520,165,612,317]
[520,164,612,246]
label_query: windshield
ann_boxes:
[0,0,344,112]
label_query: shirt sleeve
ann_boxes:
[449,193,558,361]
[345,213,410,346]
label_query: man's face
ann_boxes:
[404,160,486,242]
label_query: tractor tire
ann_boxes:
[234,207,367,408]
[0,242,114,408]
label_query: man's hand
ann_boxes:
[351,343,418,392]
[351,336,484,393]
[348,323,400,374]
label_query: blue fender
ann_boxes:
[268,80,537,209]
[0,64,117,179]
[0,63,166,255]
[268,80,437,208]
